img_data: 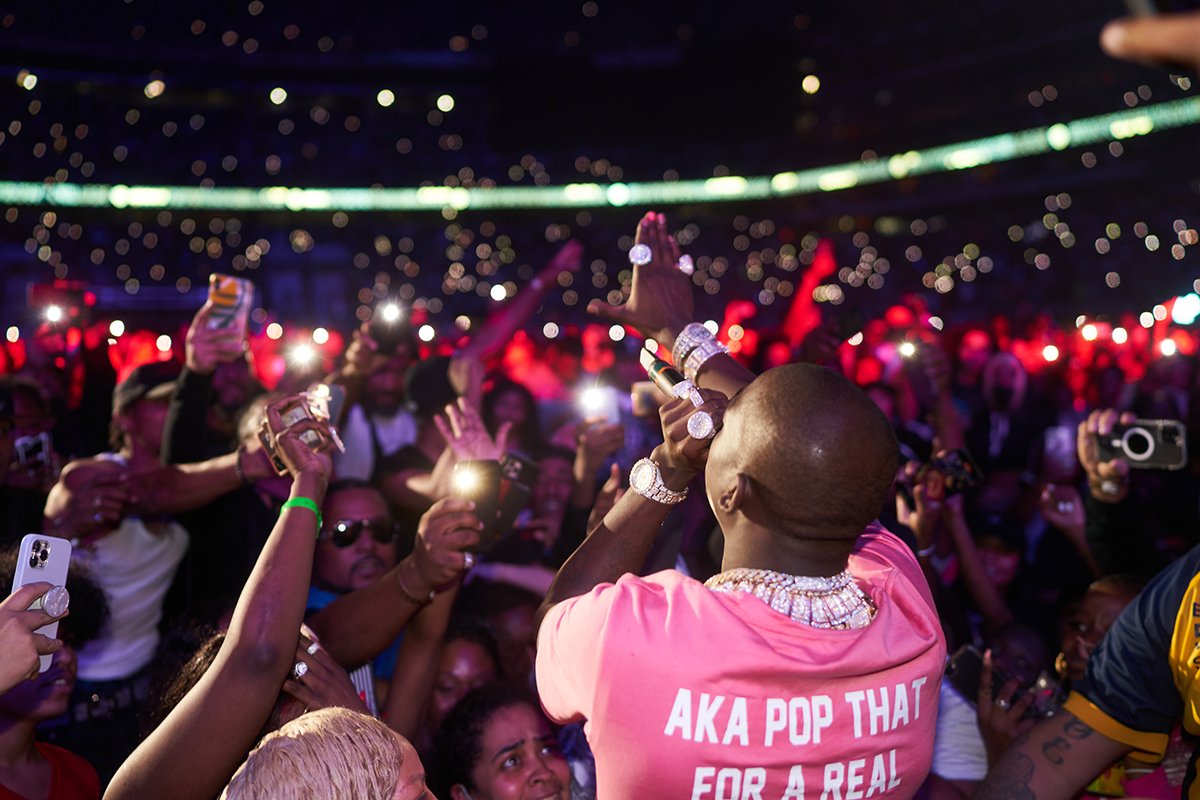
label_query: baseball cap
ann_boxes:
[113,361,181,413]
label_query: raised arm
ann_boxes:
[456,240,583,363]
[131,443,274,516]
[382,581,460,740]
[105,396,334,800]
[537,388,726,632]
[307,496,480,669]
[163,302,245,465]
[587,212,756,399]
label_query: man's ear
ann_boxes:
[450,785,470,800]
[717,472,750,515]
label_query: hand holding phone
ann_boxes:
[186,298,249,377]
[12,534,72,674]
[580,386,622,425]
[1093,419,1188,470]
[452,461,502,553]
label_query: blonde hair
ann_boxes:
[222,708,403,800]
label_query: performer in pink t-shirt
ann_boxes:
[535,211,946,799]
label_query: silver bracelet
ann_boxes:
[683,338,730,382]
[672,322,714,367]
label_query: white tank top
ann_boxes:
[75,455,189,681]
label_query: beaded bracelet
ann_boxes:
[282,497,322,532]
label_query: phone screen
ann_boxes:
[453,460,502,554]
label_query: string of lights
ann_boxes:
[0,97,1194,212]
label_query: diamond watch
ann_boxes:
[629,458,688,505]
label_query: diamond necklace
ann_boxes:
[703,567,876,629]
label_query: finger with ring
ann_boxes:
[305,642,320,656]
[628,244,652,266]
[995,697,1010,710]
[677,254,695,275]
[1100,480,1120,495]
[292,661,308,680]
[687,410,716,440]
[463,552,476,570]
[670,380,704,408]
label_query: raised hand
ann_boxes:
[1078,409,1133,504]
[435,397,511,462]
[586,211,694,350]
[410,497,483,589]
[1102,10,1200,72]
[1040,483,1085,534]
[651,388,729,490]
[262,395,335,483]
[0,583,66,692]
[281,628,369,718]
[977,649,1037,765]
[577,422,624,469]
[44,461,131,540]
[341,324,384,381]
[185,302,246,376]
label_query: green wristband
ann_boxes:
[282,497,322,533]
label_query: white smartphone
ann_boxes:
[580,386,622,425]
[13,534,72,672]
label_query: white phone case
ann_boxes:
[13,534,72,672]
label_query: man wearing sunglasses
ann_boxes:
[305,479,483,711]
[304,479,402,705]
[311,480,401,597]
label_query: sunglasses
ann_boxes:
[318,518,399,548]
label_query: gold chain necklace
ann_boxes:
[704,567,876,629]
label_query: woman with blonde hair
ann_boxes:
[223,707,433,800]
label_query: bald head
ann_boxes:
[706,364,899,541]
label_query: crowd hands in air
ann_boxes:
[0,9,1198,799]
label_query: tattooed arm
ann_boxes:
[976,711,1130,800]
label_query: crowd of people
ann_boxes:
[0,8,1199,800]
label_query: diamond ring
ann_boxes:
[463,551,476,570]
[677,254,695,275]
[292,661,308,680]
[628,243,652,266]
[687,410,715,440]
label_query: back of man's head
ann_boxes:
[710,363,899,542]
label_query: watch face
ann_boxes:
[630,460,655,493]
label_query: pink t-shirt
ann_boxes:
[537,526,946,799]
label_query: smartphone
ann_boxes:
[927,447,985,496]
[12,433,51,470]
[495,453,538,535]
[13,535,72,673]
[368,304,408,356]
[1094,419,1188,470]
[580,386,622,425]
[453,460,502,554]
[945,644,1063,719]
[206,274,253,338]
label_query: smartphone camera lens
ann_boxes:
[28,555,38,569]
[1121,427,1155,461]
